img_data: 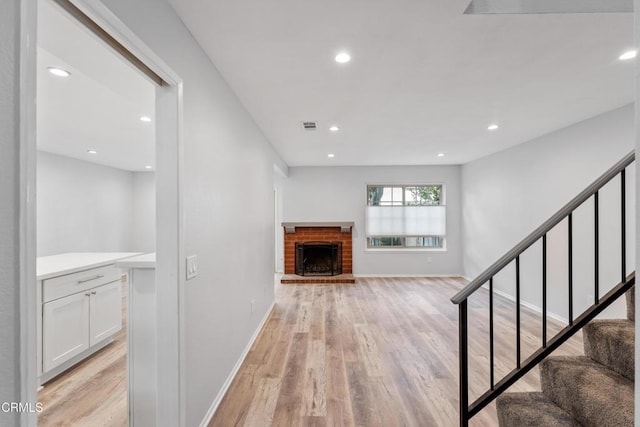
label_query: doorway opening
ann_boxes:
[25,0,184,426]
[35,1,156,424]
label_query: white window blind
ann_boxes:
[365,206,446,237]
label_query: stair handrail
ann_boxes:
[451,150,635,305]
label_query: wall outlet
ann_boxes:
[250,299,256,314]
[427,256,432,263]
[186,255,198,280]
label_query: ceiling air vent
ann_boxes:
[302,121,318,131]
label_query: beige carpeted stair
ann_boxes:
[496,392,581,426]
[583,319,634,380]
[497,287,635,427]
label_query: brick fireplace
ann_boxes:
[282,222,354,283]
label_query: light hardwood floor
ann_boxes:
[210,277,584,427]
[37,288,127,427]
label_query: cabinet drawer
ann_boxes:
[43,265,122,303]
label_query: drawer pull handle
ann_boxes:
[77,275,104,284]
[91,291,97,295]
[85,293,91,297]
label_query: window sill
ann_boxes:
[364,248,448,253]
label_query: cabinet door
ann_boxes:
[43,292,90,372]
[89,281,122,347]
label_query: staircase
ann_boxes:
[450,151,636,427]
[497,286,635,427]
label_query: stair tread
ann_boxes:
[583,319,634,380]
[497,392,582,427]
[540,356,633,427]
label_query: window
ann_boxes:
[366,185,446,249]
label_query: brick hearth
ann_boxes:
[280,274,356,284]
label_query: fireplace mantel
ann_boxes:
[282,221,354,233]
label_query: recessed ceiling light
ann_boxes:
[328,153,335,158]
[145,165,153,169]
[619,50,637,60]
[437,152,445,157]
[87,150,97,154]
[335,53,351,63]
[487,124,499,131]
[140,116,152,122]
[329,125,340,132]
[47,67,71,78]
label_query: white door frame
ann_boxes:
[19,1,39,426]
[19,1,186,425]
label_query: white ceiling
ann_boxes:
[37,0,155,172]
[169,0,634,166]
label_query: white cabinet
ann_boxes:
[43,280,122,373]
[90,281,122,346]
[43,291,90,372]
[37,253,139,386]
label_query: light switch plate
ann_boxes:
[186,255,198,280]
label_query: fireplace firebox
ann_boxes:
[295,242,342,276]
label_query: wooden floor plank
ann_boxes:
[345,361,379,427]
[270,332,309,426]
[244,378,282,427]
[301,339,327,417]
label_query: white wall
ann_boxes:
[98,1,287,425]
[0,0,22,423]
[273,165,287,273]
[462,104,635,320]
[283,165,462,275]
[131,171,155,253]
[37,153,156,256]
[37,151,137,256]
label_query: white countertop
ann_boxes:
[37,252,142,280]
[114,253,156,269]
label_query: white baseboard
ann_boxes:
[352,273,466,278]
[199,301,276,427]
[487,285,568,324]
